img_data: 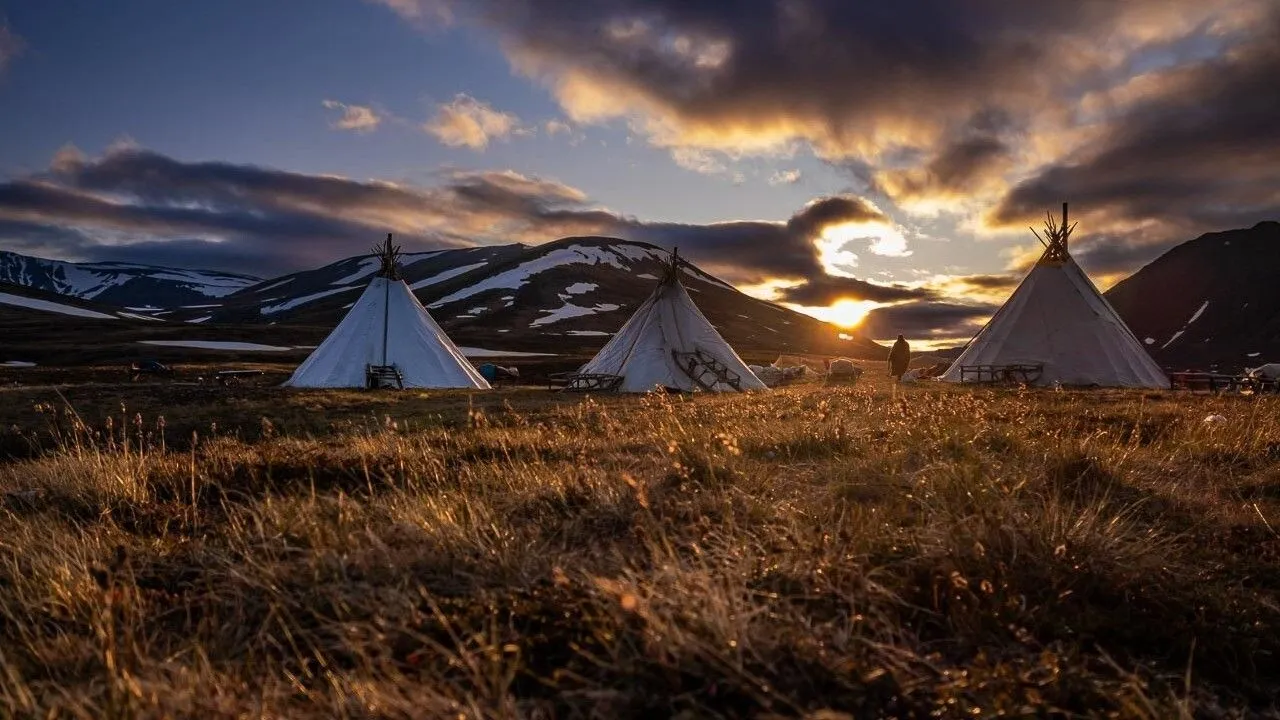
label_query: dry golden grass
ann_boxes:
[1,377,1279,718]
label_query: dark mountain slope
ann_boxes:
[1105,221,1280,369]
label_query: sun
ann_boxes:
[797,299,880,329]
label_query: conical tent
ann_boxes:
[941,204,1168,389]
[285,235,490,389]
[578,251,767,392]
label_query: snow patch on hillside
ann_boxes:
[1186,301,1209,325]
[682,266,737,291]
[331,257,382,286]
[140,340,293,352]
[429,245,655,308]
[260,286,358,315]
[409,262,489,290]
[0,292,118,320]
[456,347,555,357]
[255,277,295,293]
[117,312,164,322]
[530,302,621,327]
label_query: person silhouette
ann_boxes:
[888,334,911,381]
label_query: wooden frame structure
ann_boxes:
[1169,372,1280,394]
[366,364,404,389]
[1031,203,1075,266]
[672,349,743,391]
[958,364,1045,385]
[550,372,624,392]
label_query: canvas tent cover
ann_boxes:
[578,271,766,392]
[285,277,489,389]
[941,258,1168,388]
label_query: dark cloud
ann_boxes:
[1069,234,1176,279]
[459,0,1165,141]
[861,301,996,342]
[991,8,1280,255]
[0,149,574,275]
[0,148,912,306]
[876,134,1011,201]
[391,0,1253,185]
[786,196,885,239]
[954,273,1019,291]
[775,275,932,306]
[625,195,887,283]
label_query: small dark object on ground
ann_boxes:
[478,363,520,385]
[201,369,266,387]
[129,359,173,381]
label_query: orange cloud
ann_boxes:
[424,94,523,150]
[321,100,383,133]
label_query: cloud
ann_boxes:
[670,147,726,175]
[768,169,802,186]
[383,0,1273,231]
[861,301,996,343]
[953,273,1019,292]
[365,0,453,26]
[0,20,24,76]
[0,147,598,275]
[989,8,1280,260]
[422,1,1258,163]
[775,275,932,306]
[322,100,383,133]
[875,134,1011,206]
[0,146,909,305]
[424,94,523,150]
[0,146,1010,340]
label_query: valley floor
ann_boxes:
[1,376,1279,717]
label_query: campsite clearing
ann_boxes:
[1,374,1278,717]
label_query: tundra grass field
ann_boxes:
[1,375,1279,718]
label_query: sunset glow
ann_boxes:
[787,299,881,329]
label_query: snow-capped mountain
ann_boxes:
[0,250,260,307]
[1105,221,1280,370]
[194,244,528,324]
[0,238,884,360]
[194,237,881,357]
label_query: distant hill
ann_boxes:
[156,237,881,357]
[0,238,882,364]
[0,281,164,323]
[1105,221,1280,369]
[0,250,260,307]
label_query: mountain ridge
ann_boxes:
[0,249,260,307]
[1103,220,1280,369]
[0,237,882,362]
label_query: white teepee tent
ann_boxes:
[941,204,1168,389]
[577,250,767,393]
[284,235,490,389]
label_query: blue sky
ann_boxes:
[1,0,1277,343]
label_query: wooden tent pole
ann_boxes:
[382,233,391,366]
[1062,203,1069,253]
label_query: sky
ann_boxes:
[0,0,1277,347]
